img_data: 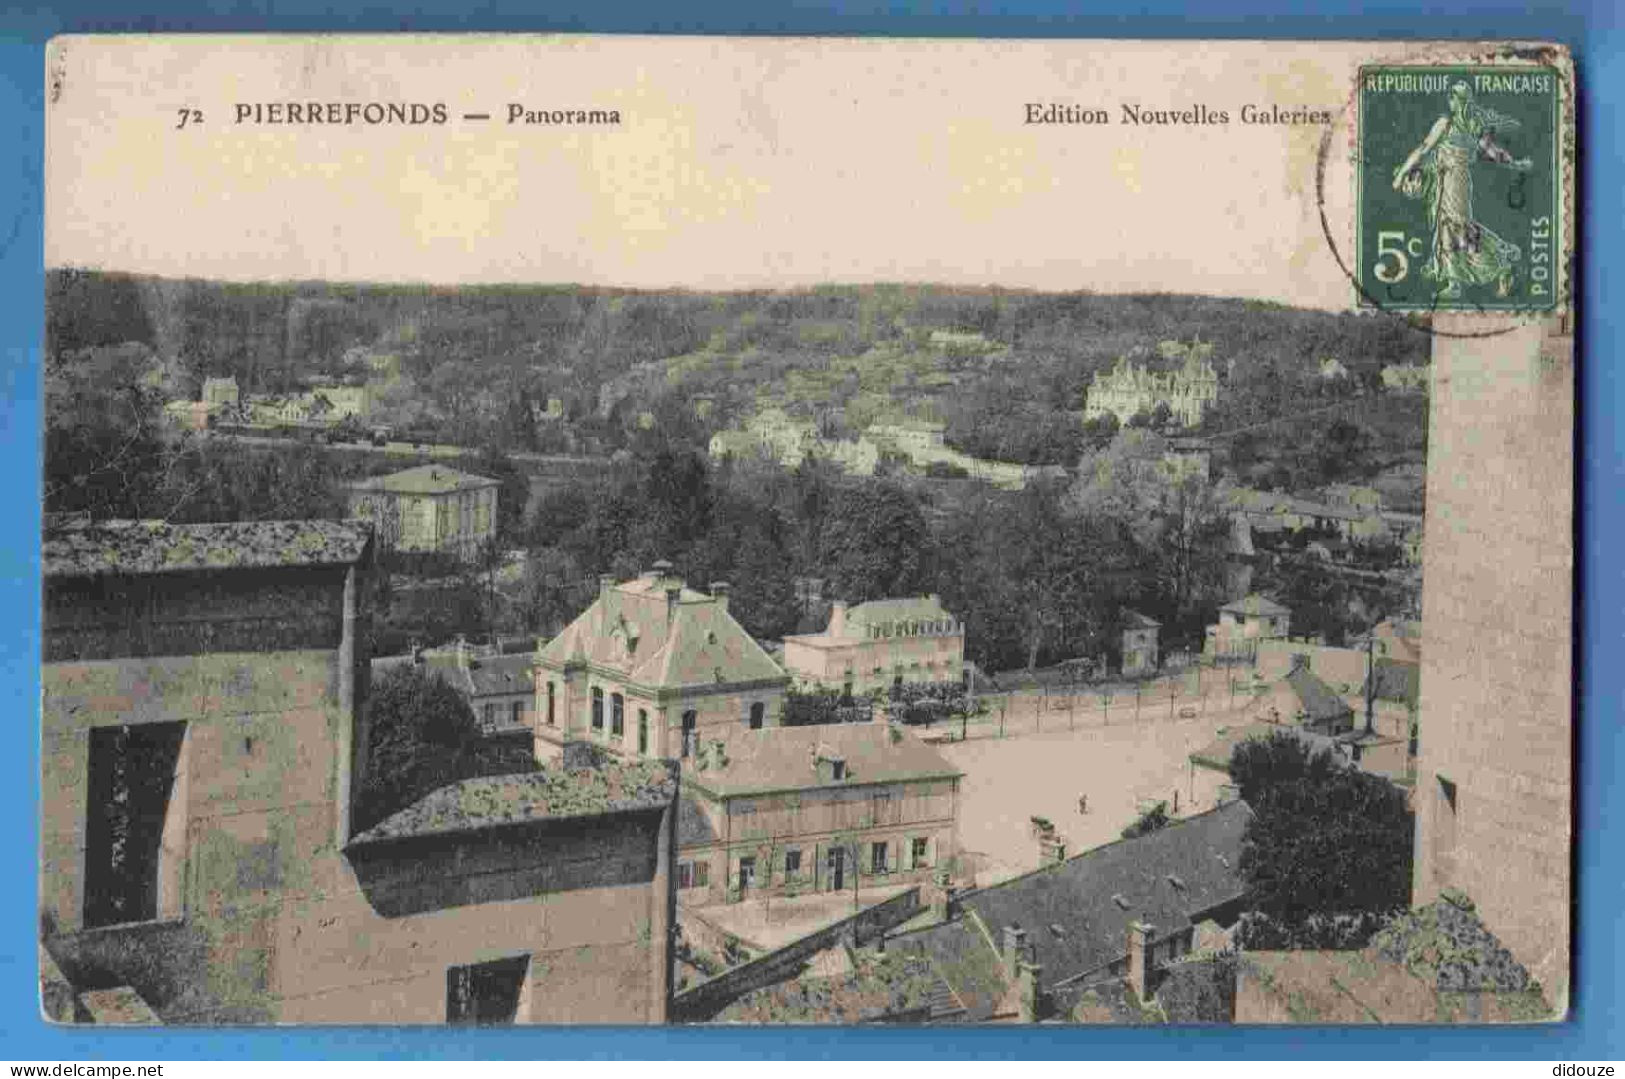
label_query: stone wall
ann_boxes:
[1413,315,1572,1011]
[670,886,922,1022]
[43,624,674,1025]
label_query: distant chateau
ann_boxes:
[1084,339,1220,429]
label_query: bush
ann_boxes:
[1122,801,1172,840]
[355,664,481,831]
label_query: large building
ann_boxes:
[1410,315,1573,1010]
[781,595,966,697]
[533,564,790,763]
[1083,341,1220,429]
[41,519,677,1025]
[344,464,500,561]
[675,723,962,908]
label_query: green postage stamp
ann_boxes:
[1357,63,1567,312]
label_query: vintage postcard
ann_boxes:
[39,36,1574,1026]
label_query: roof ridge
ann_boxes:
[955,800,1252,902]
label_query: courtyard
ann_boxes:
[938,697,1252,885]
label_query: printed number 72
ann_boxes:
[1373,231,1424,284]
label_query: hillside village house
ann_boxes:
[675,724,962,907]
[1119,609,1161,677]
[344,464,500,562]
[41,519,677,1025]
[781,596,966,697]
[533,564,789,763]
[375,637,536,739]
[200,376,239,409]
[1204,594,1292,660]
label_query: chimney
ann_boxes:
[1001,925,1027,984]
[710,581,730,612]
[666,585,682,626]
[1017,960,1043,1023]
[929,868,954,921]
[1126,921,1156,1004]
[829,600,848,637]
[598,573,616,601]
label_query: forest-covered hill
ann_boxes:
[47,270,1430,468]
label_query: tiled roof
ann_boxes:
[1372,659,1421,705]
[1220,594,1291,618]
[677,795,719,847]
[891,800,1251,1019]
[845,596,955,628]
[1188,722,1346,772]
[1121,608,1161,630]
[349,758,678,844]
[538,573,788,690]
[344,464,499,495]
[465,653,534,698]
[1282,666,1355,725]
[685,723,962,798]
[43,519,372,578]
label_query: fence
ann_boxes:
[670,886,923,1023]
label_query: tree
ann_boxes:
[1228,729,1340,806]
[818,480,930,602]
[1240,769,1414,926]
[1232,733,1414,929]
[45,343,171,519]
[355,664,482,832]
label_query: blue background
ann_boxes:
[2,0,1618,1060]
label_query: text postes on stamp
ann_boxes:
[1357,64,1563,313]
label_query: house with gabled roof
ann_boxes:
[781,594,966,696]
[676,723,962,907]
[533,562,790,764]
[887,799,1251,1022]
[343,464,500,561]
[1204,594,1292,660]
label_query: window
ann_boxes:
[748,702,764,730]
[870,842,889,874]
[911,836,930,870]
[1435,776,1459,863]
[678,862,695,889]
[446,955,529,1026]
[591,687,604,730]
[738,856,757,891]
[84,722,188,929]
[483,703,497,728]
[784,849,802,878]
[510,700,523,729]
[681,710,697,759]
[637,709,649,755]
[546,681,556,726]
[693,861,709,888]
[831,760,847,781]
[734,800,757,816]
[611,693,625,737]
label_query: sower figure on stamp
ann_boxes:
[1392,81,1533,300]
